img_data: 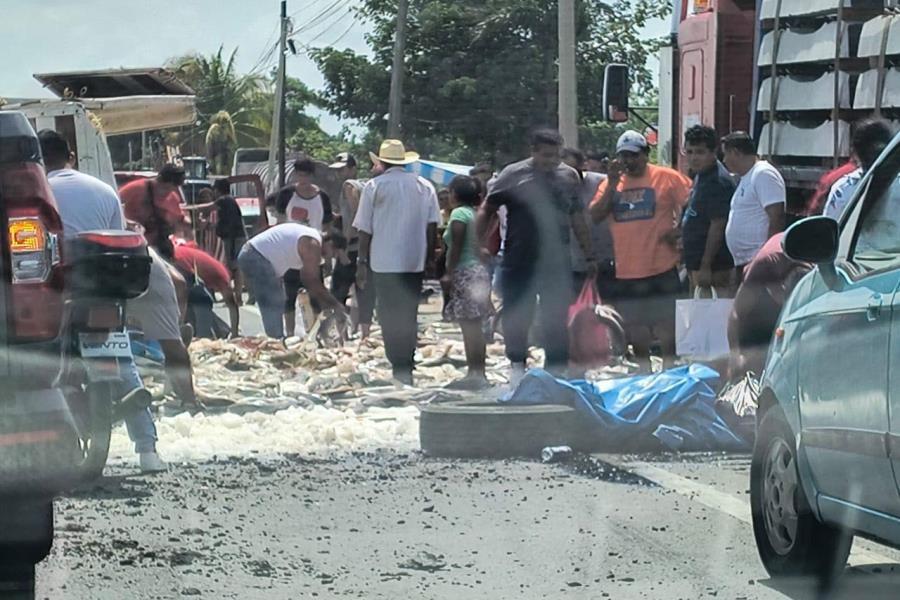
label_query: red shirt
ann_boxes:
[120,178,185,245]
[805,161,856,216]
[173,243,231,294]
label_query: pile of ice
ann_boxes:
[108,405,420,463]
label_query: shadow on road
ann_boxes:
[760,564,900,599]
[64,474,153,501]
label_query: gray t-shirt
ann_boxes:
[486,158,582,271]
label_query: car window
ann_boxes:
[852,151,900,272]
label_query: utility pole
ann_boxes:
[558,0,578,148]
[387,0,408,138]
[266,1,289,193]
[277,0,288,190]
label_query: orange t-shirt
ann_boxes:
[591,164,691,280]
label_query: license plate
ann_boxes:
[79,332,132,358]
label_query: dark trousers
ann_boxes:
[331,251,376,325]
[373,272,424,374]
[500,265,573,373]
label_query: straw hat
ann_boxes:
[369,139,419,166]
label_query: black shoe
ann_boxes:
[393,370,414,386]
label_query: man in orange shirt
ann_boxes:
[590,131,691,366]
[120,163,187,259]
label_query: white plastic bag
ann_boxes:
[675,287,733,361]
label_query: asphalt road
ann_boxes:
[35,451,900,599]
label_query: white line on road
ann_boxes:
[601,457,896,569]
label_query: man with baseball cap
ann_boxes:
[354,140,442,385]
[590,130,692,368]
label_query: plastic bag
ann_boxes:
[675,287,733,361]
[567,279,625,369]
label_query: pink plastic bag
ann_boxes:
[567,280,625,369]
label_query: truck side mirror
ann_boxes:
[602,64,630,123]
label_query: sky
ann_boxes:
[0,0,667,135]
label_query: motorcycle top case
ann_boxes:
[65,230,151,299]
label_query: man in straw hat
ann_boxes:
[354,140,442,386]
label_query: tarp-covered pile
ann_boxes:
[502,364,748,452]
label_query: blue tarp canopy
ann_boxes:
[406,160,472,188]
[502,365,748,452]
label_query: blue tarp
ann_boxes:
[502,365,748,451]
[406,160,472,187]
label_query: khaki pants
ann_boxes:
[688,269,735,298]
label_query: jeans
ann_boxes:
[117,352,158,455]
[238,245,286,338]
[500,265,573,374]
[373,272,423,375]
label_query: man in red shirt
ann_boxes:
[173,242,240,336]
[120,163,187,258]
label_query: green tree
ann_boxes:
[311,0,669,164]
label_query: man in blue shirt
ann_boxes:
[681,125,735,296]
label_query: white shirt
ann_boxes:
[47,168,125,236]
[353,167,442,273]
[725,160,786,266]
[285,191,326,231]
[823,167,863,221]
[249,223,322,277]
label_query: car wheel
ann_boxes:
[72,383,113,482]
[751,406,853,579]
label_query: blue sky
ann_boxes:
[0,0,666,134]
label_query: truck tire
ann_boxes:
[419,401,582,459]
[751,406,853,579]
[74,383,113,482]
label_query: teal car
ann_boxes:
[752,138,900,578]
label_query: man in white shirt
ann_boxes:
[354,140,442,385]
[823,119,893,221]
[39,129,167,473]
[722,132,786,280]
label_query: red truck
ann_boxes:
[606,0,894,214]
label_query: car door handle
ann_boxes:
[867,294,883,322]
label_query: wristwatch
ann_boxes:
[358,257,369,266]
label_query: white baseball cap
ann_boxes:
[616,130,648,154]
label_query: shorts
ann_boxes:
[221,236,246,270]
[128,252,182,341]
[613,268,682,330]
[445,263,493,321]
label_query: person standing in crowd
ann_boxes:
[478,129,595,382]
[120,163,187,259]
[823,119,893,221]
[561,147,614,298]
[441,176,493,388]
[211,178,246,301]
[39,130,167,473]
[329,152,376,339]
[585,151,610,174]
[354,140,442,386]
[274,157,334,337]
[728,233,811,378]
[238,223,345,338]
[722,132,786,281]
[681,125,735,296]
[590,130,691,366]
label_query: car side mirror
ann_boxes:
[782,216,842,290]
[782,216,838,263]
[602,64,630,123]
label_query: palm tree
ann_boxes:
[166,46,272,171]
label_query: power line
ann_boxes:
[306,7,354,45]
[290,0,351,36]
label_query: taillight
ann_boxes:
[8,217,59,283]
[0,157,65,341]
